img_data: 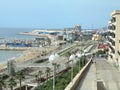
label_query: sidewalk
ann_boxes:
[75,57,120,90]
[75,63,97,90]
[95,58,120,90]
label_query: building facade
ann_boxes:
[107,10,120,68]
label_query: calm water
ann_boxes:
[0,51,23,63]
[0,28,35,63]
[0,28,36,40]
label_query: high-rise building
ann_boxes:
[107,10,120,68]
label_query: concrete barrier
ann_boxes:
[64,57,92,90]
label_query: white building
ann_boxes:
[107,10,120,69]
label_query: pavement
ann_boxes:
[75,57,120,90]
[75,61,97,90]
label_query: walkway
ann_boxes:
[75,58,120,90]
[75,62,96,90]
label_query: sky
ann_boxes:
[0,0,120,29]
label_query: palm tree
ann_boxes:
[56,64,61,73]
[16,70,25,90]
[65,52,71,68]
[0,76,5,90]
[35,74,39,84]
[46,37,51,46]
[38,70,43,84]
[45,67,51,81]
[8,76,16,90]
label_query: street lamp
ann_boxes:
[49,53,60,90]
[83,52,86,66]
[69,54,75,81]
[76,53,81,71]
[82,50,86,66]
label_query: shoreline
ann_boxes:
[0,46,30,51]
[0,46,58,73]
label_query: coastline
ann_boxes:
[0,46,58,73]
[0,46,30,51]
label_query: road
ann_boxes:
[75,58,120,90]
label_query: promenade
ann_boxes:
[75,57,120,90]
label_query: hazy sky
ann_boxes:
[0,0,120,29]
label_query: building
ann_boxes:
[107,10,120,68]
[92,33,102,41]
[74,25,81,32]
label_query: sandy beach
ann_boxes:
[0,46,58,73]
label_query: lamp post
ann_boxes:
[71,60,73,82]
[76,53,81,71]
[83,50,86,66]
[69,54,75,82]
[79,35,82,69]
[52,63,56,90]
[49,53,60,90]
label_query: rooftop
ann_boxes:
[111,10,120,16]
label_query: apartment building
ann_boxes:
[107,10,120,68]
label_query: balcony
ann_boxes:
[108,43,115,54]
[107,36,115,46]
[108,31,115,38]
[111,41,115,46]
[108,25,112,30]
[111,17,116,23]
[118,50,120,55]
[108,25,116,30]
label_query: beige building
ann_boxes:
[107,10,120,68]
[92,33,102,41]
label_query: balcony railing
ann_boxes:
[111,17,116,23]
[108,31,115,38]
[111,25,116,30]
[118,50,120,55]
[108,25,116,30]
[108,43,115,54]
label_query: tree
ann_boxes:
[16,70,25,90]
[46,37,51,46]
[65,52,71,68]
[45,67,51,81]
[35,74,39,84]
[0,76,5,90]
[8,77,16,90]
[38,70,43,84]
[56,64,60,73]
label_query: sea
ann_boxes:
[0,28,37,63]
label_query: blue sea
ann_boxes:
[0,28,37,63]
[0,28,36,40]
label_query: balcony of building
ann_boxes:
[108,24,116,30]
[108,31,115,40]
[117,50,120,56]
[119,37,120,42]
[111,17,116,23]
[109,29,116,34]
[108,42,115,54]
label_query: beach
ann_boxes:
[0,46,58,73]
